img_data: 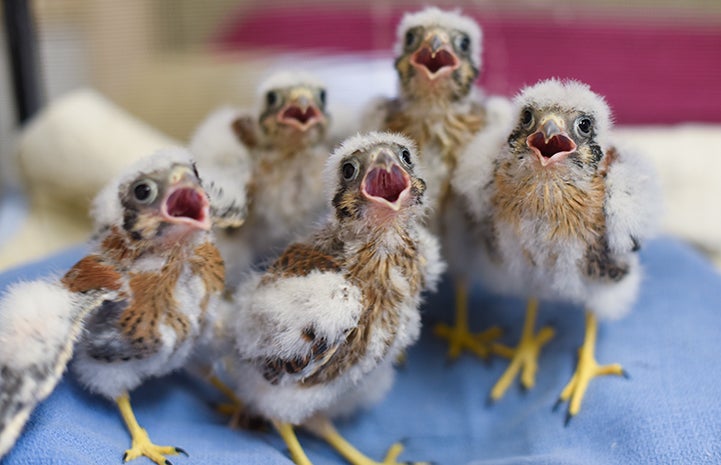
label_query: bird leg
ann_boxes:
[556,311,625,421]
[117,392,187,465]
[273,421,314,465]
[306,416,428,465]
[434,279,503,360]
[207,375,257,429]
[489,298,555,400]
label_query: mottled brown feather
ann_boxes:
[189,242,226,314]
[62,255,123,293]
[262,243,341,284]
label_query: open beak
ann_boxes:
[526,117,577,167]
[277,88,324,132]
[361,148,412,212]
[161,166,211,231]
[410,30,460,81]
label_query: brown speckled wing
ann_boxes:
[263,243,341,282]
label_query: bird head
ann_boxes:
[394,8,481,103]
[257,71,329,150]
[508,79,612,173]
[327,132,426,224]
[90,148,211,245]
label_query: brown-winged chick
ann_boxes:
[221,132,444,465]
[449,79,662,420]
[66,148,224,464]
[190,71,331,287]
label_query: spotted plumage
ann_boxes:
[68,148,226,464]
[190,71,333,287]
[363,7,510,221]
[451,79,662,417]
[219,132,444,464]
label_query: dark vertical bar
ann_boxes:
[3,0,42,124]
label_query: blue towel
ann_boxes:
[2,238,720,465]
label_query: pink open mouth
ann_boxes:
[527,132,577,167]
[163,187,211,230]
[411,47,459,79]
[279,105,322,131]
[362,164,411,211]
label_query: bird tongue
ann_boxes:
[165,187,208,225]
[413,47,458,75]
[363,165,410,204]
[281,105,319,126]
[527,132,576,159]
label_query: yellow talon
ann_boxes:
[489,298,555,401]
[434,279,503,360]
[557,311,627,422]
[117,393,186,465]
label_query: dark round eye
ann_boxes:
[405,30,415,48]
[521,109,534,129]
[319,89,326,107]
[266,91,278,107]
[342,161,357,181]
[576,117,593,137]
[458,34,470,53]
[132,180,157,204]
[400,147,412,166]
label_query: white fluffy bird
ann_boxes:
[450,79,661,419]
[68,148,225,464]
[190,71,332,286]
[363,7,494,215]
[362,7,512,359]
[222,132,444,465]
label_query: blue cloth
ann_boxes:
[1,238,720,465]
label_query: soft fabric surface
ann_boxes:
[1,238,720,465]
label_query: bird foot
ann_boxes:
[489,325,555,401]
[434,322,503,361]
[556,348,626,422]
[122,427,186,465]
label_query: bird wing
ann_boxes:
[603,145,663,254]
[190,106,254,229]
[232,244,363,385]
[0,279,114,459]
[60,254,152,362]
[452,97,515,222]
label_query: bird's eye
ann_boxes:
[400,147,413,166]
[341,161,358,181]
[405,30,415,48]
[318,89,327,107]
[575,117,593,137]
[132,180,158,204]
[521,109,534,129]
[266,91,278,107]
[457,34,471,53]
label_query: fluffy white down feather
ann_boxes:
[0,280,108,459]
[228,271,364,423]
[451,80,661,320]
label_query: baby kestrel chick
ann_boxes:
[223,132,444,465]
[190,71,331,286]
[363,7,513,359]
[451,79,661,419]
[68,148,225,464]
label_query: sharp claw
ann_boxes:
[165,459,173,465]
[175,447,188,457]
[622,369,631,379]
[552,399,563,412]
[485,396,496,408]
[122,452,128,463]
[564,412,573,427]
